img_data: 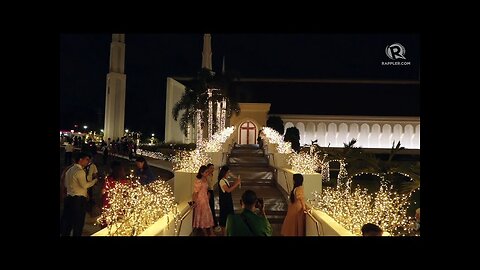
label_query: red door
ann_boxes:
[239,121,257,144]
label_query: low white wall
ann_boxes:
[174,171,197,204]
[275,167,322,201]
[305,205,354,236]
[92,195,194,236]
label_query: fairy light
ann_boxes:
[196,109,203,145]
[337,160,348,187]
[96,179,180,236]
[135,149,172,161]
[216,101,221,132]
[262,127,293,154]
[221,98,226,131]
[172,149,212,173]
[203,126,235,152]
[287,151,321,174]
[173,126,234,172]
[207,89,213,140]
[309,180,418,236]
[320,154,330,182]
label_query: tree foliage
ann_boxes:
[311,139,420,194]
[172,68,241,137]
[266,116,284,135]
[284,126,300,152]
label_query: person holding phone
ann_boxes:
[217,165,241,235]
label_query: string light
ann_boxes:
[262,127,293,154]
[287,152,321,174]
[202,126,235,152]
[207,89,213,140]
[320,154,330,182]
[96,178,180,236]
[216,101,221,132]
[172,149,212,173]
[135,149,172,161]
[221,98,226,131]
[196,109,203,145]
[309,180,418,236]
[172,127,234,172]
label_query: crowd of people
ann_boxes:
[60,148,157,236]
[191,164,271,236]
[61,139,417,236]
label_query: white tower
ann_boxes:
[104,34,126,141]
[202,34,212,70]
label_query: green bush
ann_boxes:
[284,127,300,152]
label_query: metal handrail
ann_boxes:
[306,209,324,236]
[284,170,290,195]
[176,204,195,236]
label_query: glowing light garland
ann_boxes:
[309,179,418,236]
[196,109,203,145]
[320,154,330,182]
[96,178,180,236]
[287,152,321,174]
[221,98,226,131]
[172,149,212,173]
[202,126,235,152]
[216,101,221,132]
[173,127,234,172]
[262,127,293,154]
[135,149,172,161]
[207,89,213,140]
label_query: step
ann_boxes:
[233,144,260,149]
[227,168,274,180]
[228,156,269,164]
[230,149,265,155]
[237,180,274,186]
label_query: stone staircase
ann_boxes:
[217,144,288,232]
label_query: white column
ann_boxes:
[104,34,126,141]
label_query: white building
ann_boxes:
[164,34,420,149]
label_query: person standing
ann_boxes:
[60,152,98,236]
[85,158,99,214]
[281,173,307,236]
[135,157,156,185]
[205,163,219,230]
[64,140,74,166]
[217,165,241,235]
[225,189,272,236]
[192,165,215,236]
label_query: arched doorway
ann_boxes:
[238,121,257,144]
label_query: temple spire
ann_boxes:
[104,34,126,140]
[201,34,212,70]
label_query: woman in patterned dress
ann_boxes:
[192,165,215,236]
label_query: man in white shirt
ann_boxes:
[60,152,98,236]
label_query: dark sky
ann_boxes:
[60,33,420,140]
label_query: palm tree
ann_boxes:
[314,139,420,194]
[172,68,240,137]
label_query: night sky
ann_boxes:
[60,33,420,140]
